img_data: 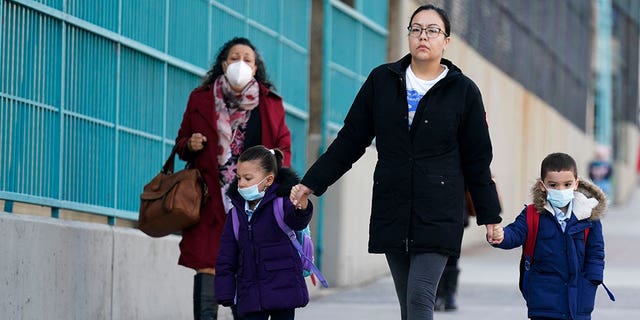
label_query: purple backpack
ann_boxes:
[231,197,328,288]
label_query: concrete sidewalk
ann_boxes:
[297,187,640,319]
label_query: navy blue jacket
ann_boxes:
[497,179,607,320]
[215,168,312,317]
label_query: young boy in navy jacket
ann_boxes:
[491,152,610,320]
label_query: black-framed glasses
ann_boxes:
[407,25,448,38]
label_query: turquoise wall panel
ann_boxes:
[32,0,62,10]
[119,48,164,136]
[247,28,280,86]
[64,26,117,122]
[1,1,62,106]
[166,66,202,140]
[1,0,312,221]
[217,0,246,13]
[281,47,308,111]
[361,28,386,73]
[282,0,310,45]
[66,0,118,32]
[323,1,387,131]
[285,114,307,175]
[359,0,388,27]
[330,9,358,70]
[247,0,281,32]
[116,132,163,212]
[328,68,359,124]
[0,98,60,197]
[121,0,166,51]
[211,6,246,55]
[61,116,115,206]
[168,0,210,67]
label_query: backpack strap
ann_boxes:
[523,204,539,270]
[231,207,240,241]
[584,228,590,244]
[272,197,329,288]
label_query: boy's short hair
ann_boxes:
[540,152,578,180]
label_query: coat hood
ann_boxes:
[530,178,607,220]
[226,166,301,199]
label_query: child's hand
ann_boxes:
[290,184,311,210]
[489,225,504,244]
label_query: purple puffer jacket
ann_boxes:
[215,168,313,317]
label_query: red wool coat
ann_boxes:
[175,82,291,269]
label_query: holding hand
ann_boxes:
[290,184,312,210]
[487,224,504,244]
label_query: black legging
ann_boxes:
[386,252,448,320]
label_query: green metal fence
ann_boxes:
[0,0,311,223]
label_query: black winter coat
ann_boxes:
[301,54,502,257]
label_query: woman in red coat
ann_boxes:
[174,37,292,320]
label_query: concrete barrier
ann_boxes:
[0,212,193,319]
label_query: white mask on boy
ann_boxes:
[544,183,575,208]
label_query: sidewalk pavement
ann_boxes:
[297,187,640,319]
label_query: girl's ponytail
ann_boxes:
[238,145,283,177]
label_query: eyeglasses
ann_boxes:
[407,25,448,38]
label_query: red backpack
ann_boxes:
[518,204,589,296]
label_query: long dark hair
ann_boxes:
[201,37,275,90]
[409,4,451,37]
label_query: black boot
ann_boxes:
[443,267,459,311]
[435,266,460,311]
[194,273,218,320]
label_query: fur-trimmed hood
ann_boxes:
[226,167,300,199]
[530,178,607,220]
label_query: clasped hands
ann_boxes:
[290,184,312,210]
[486,224,504,245]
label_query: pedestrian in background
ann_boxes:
[492,152,612,320]
[174,37,292,320]
[216,146,312,320]
[290,4,502,320]
[588,144,613,199]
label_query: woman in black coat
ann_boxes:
[290,4,502,320]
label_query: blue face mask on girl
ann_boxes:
[238,176,270,201]
[543,183,575,208]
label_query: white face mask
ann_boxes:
[238,176,269,201]
[225,60,254,89]
[543,183,575,208]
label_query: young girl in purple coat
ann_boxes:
[215,145,312,320]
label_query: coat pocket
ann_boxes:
[577,275,597,315]
[259,242,297,272]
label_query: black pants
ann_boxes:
[386,252,448,320]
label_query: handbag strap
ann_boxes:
[161,144,180,174]
[163,139,196,174]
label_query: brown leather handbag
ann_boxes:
[138,145,208,237]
